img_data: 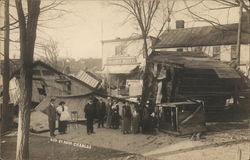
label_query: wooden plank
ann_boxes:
[159,129,181,136]
[176,107,179,132]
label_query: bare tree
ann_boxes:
[15,0,41,159]
[112,0,175,107]
[0,0,67,41]
[1,0,10,134]
[40,38,60,70]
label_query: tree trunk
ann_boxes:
[2,0,10,134]
[15,0,41,159]
[141,59,150,106]
[141,35,154,108]
[16,65,33,160]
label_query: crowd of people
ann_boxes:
[47,96,158,137]
[84,97,158,135]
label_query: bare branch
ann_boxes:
[174,0,204,12]
[0,52,19,66]
[202,1,235,10]
[183,0,226,27]
[1,0,66,31]
[39,38,60,70]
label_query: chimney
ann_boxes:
[176,20,185,29]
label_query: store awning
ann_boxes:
[102,64,139,74]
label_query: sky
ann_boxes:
[0,0,240,60]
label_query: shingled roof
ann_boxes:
[154,23,250,49]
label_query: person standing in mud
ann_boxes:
[136,98,143,133]
[106,97,112,128]
[111,100,120,129]
[84,98,96,135]
[122,101,132,134]
[57,101,70,134]
[96,99,106,128]
[142,101,151,134]
[132,107,140,134]
[47,98,57,137]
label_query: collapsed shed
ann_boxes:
[149,51,242,111]
[157,101,206,135]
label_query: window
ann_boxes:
[66,81,71,92]
[33,70,41,76]
[115,44,127,55]
[194,47,202,52]
[42,70,54,76]
[213,46,220,60]
[177,48,183,52]
[231,45,237,60]
[37,85,47,96]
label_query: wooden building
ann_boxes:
[101,36,156,97]
[154,15,250,78]
[3,60,97,106]
[149,51,242,111]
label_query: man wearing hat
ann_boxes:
[84,97,96,135]
[47,97,57,137]
[142,100,151,133]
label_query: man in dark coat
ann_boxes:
[47,98,57,137]
[96,99,106,128]
[122,101,132,134]
[84,98,96,135]
[106,98,112,128]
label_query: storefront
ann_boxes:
[102,56,141,97]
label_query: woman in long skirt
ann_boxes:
[132,109,139,134]
[106,99,112,128]
[57,101,70,134]
[122,102,132,134]
[111,102,116,128]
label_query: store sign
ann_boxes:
[107,56,137,65]
[126,80,142,96]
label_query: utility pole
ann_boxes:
[2,0,10,133]
[236,1,243,66]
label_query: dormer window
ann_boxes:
[115,44,127,55]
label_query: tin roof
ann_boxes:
[149,51,241,79]
[155,23,250,49]
[74,71,101,89]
